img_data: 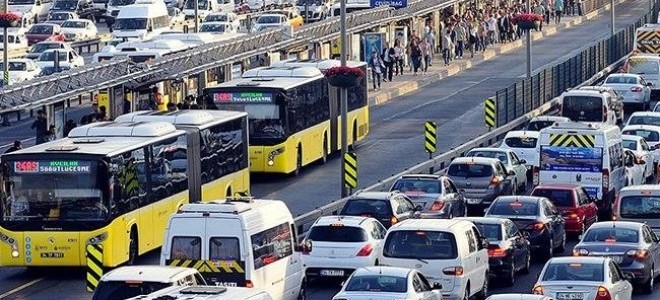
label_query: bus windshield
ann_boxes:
[1,159,108,228]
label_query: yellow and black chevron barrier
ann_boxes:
[485,98,496,128]
[636,31,660,54]
[549,133,595,148]
[425,121,437,154]
[344,152,358,189]
[168,259,245,273]
[86,244,103,292]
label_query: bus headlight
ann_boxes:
[11,244,19,258]
[267,147,286,166]
[87,232,108,245]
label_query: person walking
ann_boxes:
[419,38,431,72]
[368,51,385,90]
[554,0,564,24]
[393,39,404,76]
[4,140,21,154]
[533,1,546,31]
[541,0,551,25]
[453,21,466,59]
[575,0,583,16]
[409,41,422,75]
[31,110,48,145]
[381,42,395,82]
[442,29,453,66]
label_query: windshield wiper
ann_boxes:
[416,257,428,264]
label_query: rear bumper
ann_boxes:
[526,231,551,251]
[564,218,584,233]
[489,256,514,275]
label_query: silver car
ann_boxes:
[601,73,652,110]
[390,174,467,219]
[466,148,528,193]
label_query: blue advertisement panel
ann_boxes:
[363,32,385,63]
[540,146,603,172]
[583,186,600,199]
[370,0,407,8]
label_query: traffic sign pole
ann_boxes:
[425,121,437,174]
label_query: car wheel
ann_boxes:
[642,266,654,294]
[543,236,554,260]
[462,285,470,300]
[511,179,517,195]
[522,252,531,274]
[505,263,515,286]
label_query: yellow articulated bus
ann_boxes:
[0,113,249,268]
[203,59,369,175]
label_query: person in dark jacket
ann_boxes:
[381,42,395,82]
[64,119,77,137]
[31,110,48,144]
[4,141,21,154]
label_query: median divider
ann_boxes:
[292,54,628,239]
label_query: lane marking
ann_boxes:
[0,278,44,299]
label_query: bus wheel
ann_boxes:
[293,147,302,176]
[321,136,328,164]
[127,229,138,265]
[226,187,232,198]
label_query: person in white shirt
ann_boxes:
[487,14,497,45]
[393,39,404,75]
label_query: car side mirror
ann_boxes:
[647,82,654,87]
[415,205,424,212]
[432,282,443,290]
[294,240,312,253]
[482,238,490,249]
[508,170,516,176]
[519,159,527,164]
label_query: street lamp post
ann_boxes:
[194,0,199,33]
[3,0,8,88]
[525,0,532,79]
[339,0,348,198]
[610,0,615,36]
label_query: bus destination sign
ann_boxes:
[213,92,273,103]
[14,160,92,173]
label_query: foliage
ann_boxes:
[324,66,365,77]
[512,13,544,23]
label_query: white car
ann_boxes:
[204,12,241,31]
[625,111,660,127]
[0,32,28,51]
[533,256,632,300]
[60,19,98,41]
[624,149,646,186]
[302,215,385,279]
[3,59,40,85]
[199,21,238,34]
[621,134,654,181]
[525,116,571,131]
[622,125,660,166]
[45,11,79,25]
[500,130,540,171]
[251,14,288,32]
[466,147,528,193]
[601,73,652,110]
[36,49,84,68]
[92,266,207,300]
[332,266,443,300]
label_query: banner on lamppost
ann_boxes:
[362,32,385,63]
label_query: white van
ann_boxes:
[379,219,489,300]
[126,285,274,300]
[535,122,625,220]
[91,266,206,300]
[500,130,540,172]
[160,197,306,300]
[559,88,618,125]
[9,0,53,22]
[112,0,170,41]
[182,0,232,22]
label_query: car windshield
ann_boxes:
[39,66,70,75]
[38,51,68,61]
[628,58,660,74]
[306,225,368,242]
[619,195,660,218]
[622,139,638,150]
[467,150,509,164]
[257,15,281,24]
[447,163,493,178]
[582,227,639,243]
[526,120,557,131]
[391,179,442,194]
[200,24,226,32]
[622,129,660,142]
[504,136,537,148]
[114,18,147,30]
[627,116,660,126]
[49,13,72,20]
[297,0,321,4]
[562,96,603,122]
[205,14,228,22]
[108,0,134,5]
[28,25,54,34]
[341,199,392,217]
[605,76,639,84]
[488,200,538,216]
[383,230,458,259]
[62,21,86,28]
[91,281,172,300]
[0,35,17,43]
[345,275,407,293]
[0,62,27,71]
[53,1,78,10]
[474,223,502,241]
[184,0,209,9]
[531,189,574,207]
[8,0,34,4]
[542,262,604,282]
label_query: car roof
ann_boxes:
[351,191,398,201]
[621,134,644,141]
[622,124,660,132]
[313,215,373,227]
[457,216,507,225]
[390,218,473,231]
[533,184,580,190]
[504,130,540,138]
[352,266,411,278]
[547,256,607,264]
[529,116,571,122]
[101,266,198,282]
[201,21,231,26]
[451,157,500,165]
[621,184,660,192]
[494,196,545,203]
[399,174,441,180]
[588,221,643,230]
[607,73,642,78]
[468,147,509,153]
[629,111,660,117]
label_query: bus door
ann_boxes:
[329,86,339,151]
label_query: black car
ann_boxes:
[485,196,566,260]
[339,191,419,228]
[460,217,531,286]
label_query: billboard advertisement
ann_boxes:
[540,146,603,172]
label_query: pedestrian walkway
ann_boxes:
[366,0,627,106]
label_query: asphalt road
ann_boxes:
[0,0,654,299]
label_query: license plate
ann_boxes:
[320,269,344,276]
[607,256,622,263]
[40,252,64,258]
[556,292,583,300]
[467,198,481,204]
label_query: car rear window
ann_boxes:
[605,76,639,84]
[466,150,508,164]
[526,121,556,131]
[447,163,493,178]
[621,139,637,150]
[504,136,538,148]
[619,195,660,219]
[383,230,458,259]
[345,275,407,293]
[626,116,660,126]
[488,200,538,216]
[306,225,368,242]
[542,263,604,282]
[341,199,392,217]
[474,223,502,241]
[562,96,603,122]
[622,129,660,142]
[92,281,172,300]
[582,227,639,243]
[628,58,660,74]
[391,178,442,194]
[531,189,575,207]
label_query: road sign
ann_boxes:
[344,152,357,189]
[485,98,496,128]
[86,244,103,292]
[425,121,437,154]
[370,0,407,9]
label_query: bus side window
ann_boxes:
[200,119,247,183]
[148,135,188,201]
[110,148,149,215]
